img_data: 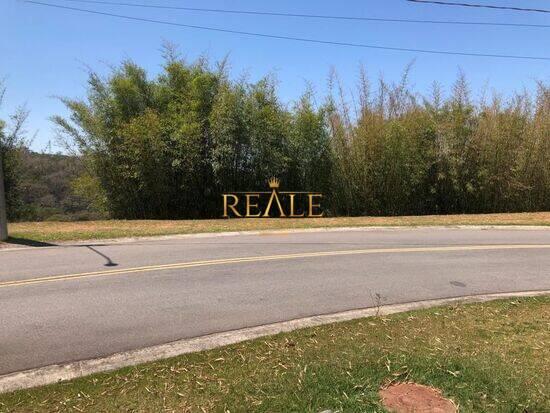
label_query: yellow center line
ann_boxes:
[1,244,549,289]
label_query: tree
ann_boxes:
[0,82,29,221]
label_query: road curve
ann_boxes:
[1,227,549,375]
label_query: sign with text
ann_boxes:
[222,178,323,218]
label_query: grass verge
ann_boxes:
[5,212,550,243]
[1,297,548,412]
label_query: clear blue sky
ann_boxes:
[2,0,549,152]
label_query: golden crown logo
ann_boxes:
[268,177,280,189]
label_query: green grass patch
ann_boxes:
[5,212,550,243]
[1,297,549,412]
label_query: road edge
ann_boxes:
[2,224,550,252]
[1,289,548,394]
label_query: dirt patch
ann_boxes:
[380,382,458,413]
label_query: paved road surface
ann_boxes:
[1,227,549,375]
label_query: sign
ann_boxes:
[222,178,323,218]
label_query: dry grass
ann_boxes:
[4,212,550,243]
[1,297,548,412]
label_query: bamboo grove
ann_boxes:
[52,55,550,219]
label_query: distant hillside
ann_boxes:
[16,150,102,221]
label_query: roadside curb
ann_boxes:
[2,224,549,252]
[1,290,548,394]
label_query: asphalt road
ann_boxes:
[1,227,549,375]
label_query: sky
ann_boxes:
[1,0,549,152]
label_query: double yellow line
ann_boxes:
[2,244,549,289]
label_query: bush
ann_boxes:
[53,53,550,219]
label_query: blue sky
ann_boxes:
[1,0,549,152]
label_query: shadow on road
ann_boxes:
[86,246,118,267]
[2,239,119,267]
[5,237,57,247]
